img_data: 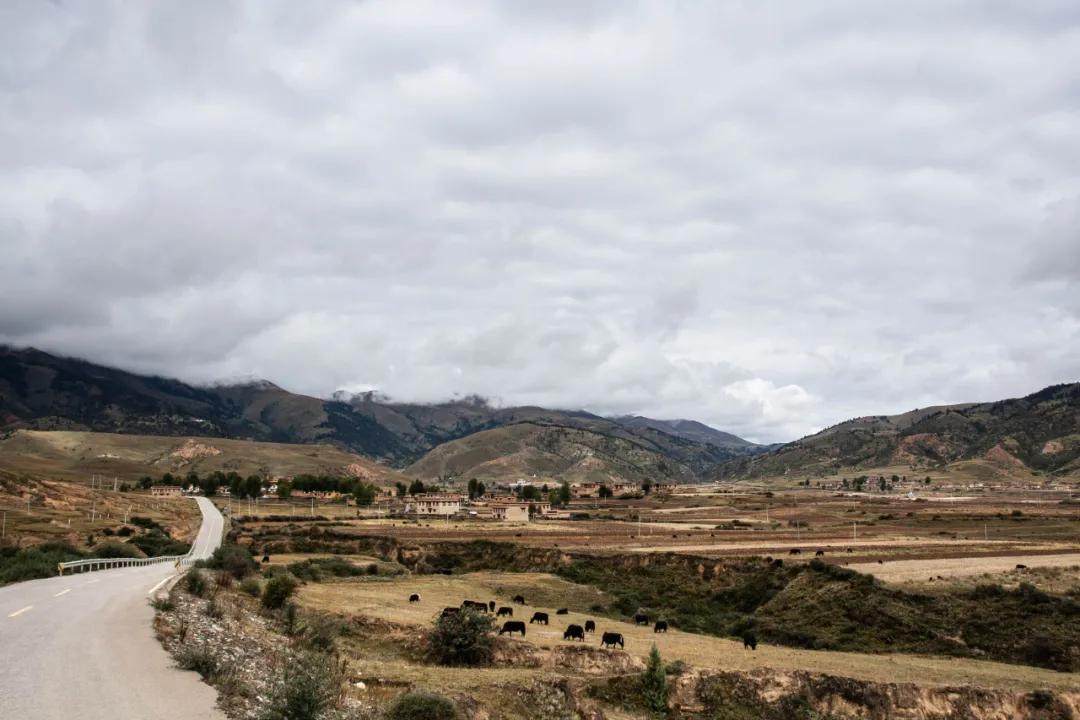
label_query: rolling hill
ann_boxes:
[0,430,411,486]
[718,383,1080,478]
[404,421,694,484]
[0,346,758,476]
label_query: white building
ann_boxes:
[404,493,463,516]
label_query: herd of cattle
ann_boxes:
[409,592,759,652]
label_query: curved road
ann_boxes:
[0,496,225,720]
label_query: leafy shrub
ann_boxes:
[240,576,262,597]
[206,543,258,580]
[386,691,457,720]
[129,530,189,557]
[641,644,668,715]
[262,650,344,720]
[287,557,367,582]
[428,607,494,666]
[0,542,85,585]
[91,541,139,559]
[262,574,299,610]
[302,614,348,652]
[184,569,208,597]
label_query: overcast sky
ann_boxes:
[2,1,1079,443]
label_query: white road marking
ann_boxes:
[147,576,174,596]
[8,605,33,618]
[84,579,99,585]
[54,589,71,597]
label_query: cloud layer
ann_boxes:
[2,1,1079,442]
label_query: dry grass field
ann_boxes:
[0,470,201,549]
[298,570,1080,692]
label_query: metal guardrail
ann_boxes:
[57,551,196,575]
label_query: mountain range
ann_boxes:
[2,346,1077,482]
[0,346,761,482]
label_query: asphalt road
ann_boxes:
[0,496,226,720]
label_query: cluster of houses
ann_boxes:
[153,475,684,523]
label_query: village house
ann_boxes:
[150,485,182,498]
[490,501,530,522]
[612,482,640,496]
[404,493,464,516]
[570,482,600,498]
[652,482,678,494]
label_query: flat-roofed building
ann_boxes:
[491,502,530,522]
[151,485,183,498]
[405,493,463,516]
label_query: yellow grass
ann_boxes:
[299,571,1080,693]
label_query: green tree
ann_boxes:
[558,481,571,506]
[641,480,653,495]
[408,479,426,495]
[198,474,218,497]
[598,485,613,499]
[641,644,668,715]
[139,476,153,490]
[243,475,263,499]
[353,482,377,506]
[277,480,292,499]
[395,481,407,497]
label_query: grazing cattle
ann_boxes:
[846,548,853,553]
[600,632,625,649]
[815,550,825,557]
[513,594,526,604]
[408,593,420,603]
[877,560,884,565]
[261,554,270,563]
[497,606,513,617]
[489,601,496,612]
[764,556,773,563]
[440,607,459,617]
[789,548,801,555]
[499,621,526,637]
[770,559,783,568]
[530,612,549,625]
[634,613,649,625]
[563,624,585,641]
[653,620,668,633]
[584,620,596,633]
[743,632,757,650]
[462,600,490,612]
[1016,564,1028,570]
[556,608,569,615]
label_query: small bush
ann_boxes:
[302,614,348,652]
[176,645,218,679]
[240,576,262,597]
[92,541,140,559]
[386,691,458,720]
[205,598,224,619]
[0,542,85,585]
[428,607,494,666]
[262,650,344,720]
[150,597,175,612]
[263,574,299,610]
[206,543,258,580]
[215,571,235,589]
[184,570,208,597]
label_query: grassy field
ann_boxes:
[297,570,1080,692]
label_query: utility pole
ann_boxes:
[853,521,857,541]
[91,498,96,524]
[2,511,5,539]
[984,523,988,542]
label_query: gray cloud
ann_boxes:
[2,0,1079,443]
